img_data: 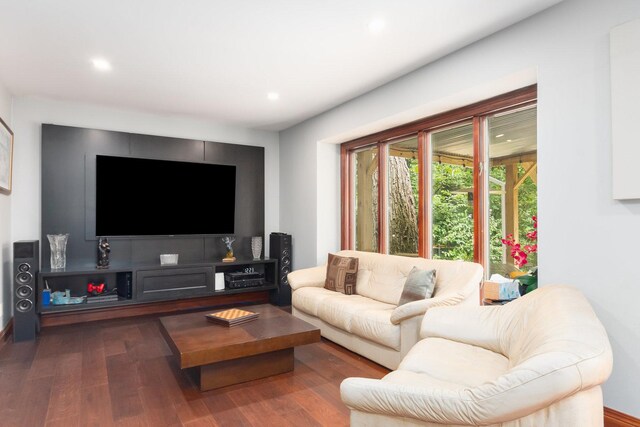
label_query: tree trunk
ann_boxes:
[388,157,418,254]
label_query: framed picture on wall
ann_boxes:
[0,116,13,192]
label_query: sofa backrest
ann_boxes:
[335,250,482,306]
[495,285,612,389]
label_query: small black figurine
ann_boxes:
[97,237,111,269]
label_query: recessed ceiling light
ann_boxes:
[267,92,279,101]
[506,139,513,142]
[496,134,505,138]
[91,58,112,72]
[368,19,386,34]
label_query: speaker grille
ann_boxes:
[16,285,33,299]
[16,271,33,284]
[13,240,39,343]
[269,233,292,306]
[281,266,290,285]
[16,299,33,313]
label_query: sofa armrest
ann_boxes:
[341,362,588,426]
[420,304,503,351]
[342,377,469,424]
[287,265,326,291]
[390,292,466,325]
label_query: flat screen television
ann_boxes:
[96,155,235,236]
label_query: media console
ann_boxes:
[38,258,278,326]
[39,124,271,327]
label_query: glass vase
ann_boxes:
[47,233,69,270]
[251,236,262,260]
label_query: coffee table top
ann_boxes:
[159,304,320,368]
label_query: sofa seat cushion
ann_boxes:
[395,337,509,388]
[292,287,337,317]
[350,307,401,350]
[317,294,399,349]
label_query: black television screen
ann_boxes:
[96,155,235,236]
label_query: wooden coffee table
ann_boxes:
[159,304,320,391]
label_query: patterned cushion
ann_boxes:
[398,267,436,306]
[325,253,359,295]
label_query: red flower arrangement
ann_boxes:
[501,216,537,269]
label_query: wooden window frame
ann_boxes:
[341,85,537,268]
[417,130,429,258]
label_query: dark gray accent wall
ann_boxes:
[41,124,264,268]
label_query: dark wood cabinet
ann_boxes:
[136,266,214,301]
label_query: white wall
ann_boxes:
[11,96,280,264]
[0,80,12,330]
[280,0,640,416]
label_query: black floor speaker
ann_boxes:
[13,240,40,342]
[269,232,292,306]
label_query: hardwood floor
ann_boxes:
[0,313,389,427]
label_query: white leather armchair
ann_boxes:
[341,285,613,426]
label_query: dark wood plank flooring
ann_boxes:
[0,313,389,426]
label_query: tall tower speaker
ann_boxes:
[269,232,292,306]
[13,240,39,342]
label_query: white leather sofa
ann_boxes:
[288,250,483,369]
[341,285,613,426]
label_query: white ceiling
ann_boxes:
[0,0,561,131]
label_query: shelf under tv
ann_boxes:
[38,258,279,326]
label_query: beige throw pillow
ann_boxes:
[325,253,358,295]
[398,267,436,306]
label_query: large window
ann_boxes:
[486,106,537,276]
[341,86,537,276]
[431,122,474,261]
[387,136,419,256]
[353,145,379,252]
